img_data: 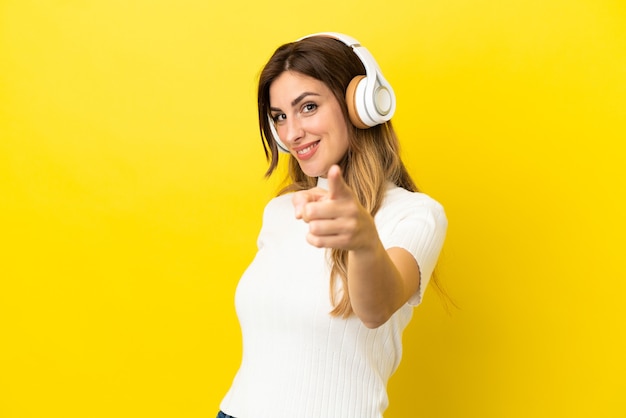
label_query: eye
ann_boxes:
[271,113,286,124]
[301,102,318,114]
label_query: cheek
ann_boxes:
[275,125,286,139]
[301,117,323,134]
[334,122,351,152]
[323,115,349,142]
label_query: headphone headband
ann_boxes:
[298,32,396,122]
[271,32,396,153]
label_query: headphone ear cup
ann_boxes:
[297,32,396,128]
[345,75,370,129]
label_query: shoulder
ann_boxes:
[261,193,295,224]
[265,192,294,209]
[378,184,447,224]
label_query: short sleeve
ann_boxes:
[375,188,448,306]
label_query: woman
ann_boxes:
[218,32,447,418]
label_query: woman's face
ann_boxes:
[269,71,350,178]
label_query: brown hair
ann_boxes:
[257,36,438,317]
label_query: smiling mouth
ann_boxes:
[296,141,319,155]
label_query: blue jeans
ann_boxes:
[217,411,236,418]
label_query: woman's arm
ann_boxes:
[347,245,420,328]
[293,165,420,328]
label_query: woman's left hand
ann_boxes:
[292,165,379,251]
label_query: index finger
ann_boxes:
[327,165,351,201]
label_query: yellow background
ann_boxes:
[1,0,624,417]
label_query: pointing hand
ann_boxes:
[292,165,378,250]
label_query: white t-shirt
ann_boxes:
[220,180,447,418]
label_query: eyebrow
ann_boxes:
[270,92,320,112]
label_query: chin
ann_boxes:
[300,166,328,179]
[297,162,321,178]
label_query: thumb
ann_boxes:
[327,165,351,200]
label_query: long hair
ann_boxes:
[257,36,442,317]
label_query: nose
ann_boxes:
[283,117,304,147]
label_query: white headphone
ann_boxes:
[269,32,396,153]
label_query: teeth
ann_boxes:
[297,143,316,155]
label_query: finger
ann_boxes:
[292,188,327,219]
[308,218,344,237]
[306,230,351,249]
[327,165,352,201]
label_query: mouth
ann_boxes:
[294,141,320,158]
